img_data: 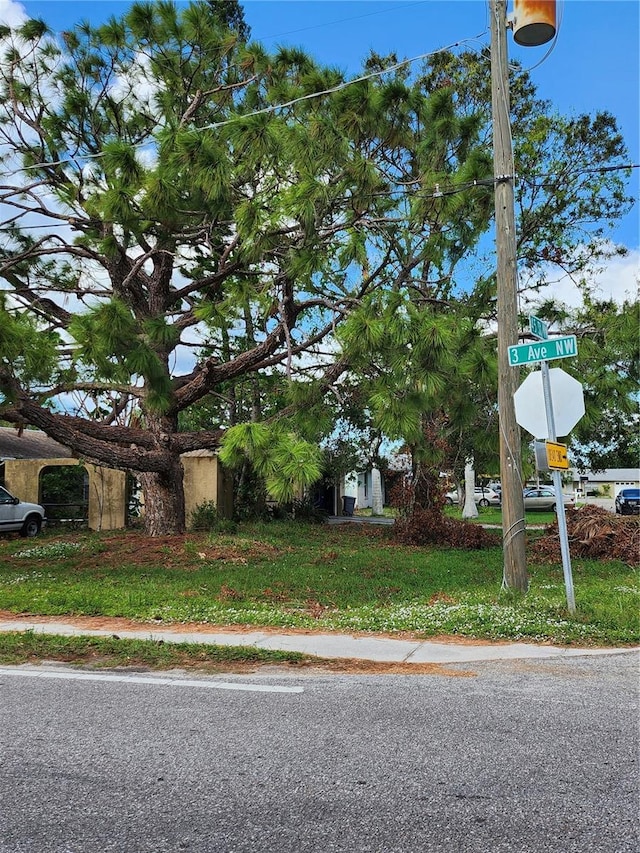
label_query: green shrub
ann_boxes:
[290,496,328,524]
[189,501,237,533]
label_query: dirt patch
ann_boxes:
[81,657,473,677]
[17,653,473,678]
[29,531,288,570]
[0,609,515,647]
[285,659,475,677]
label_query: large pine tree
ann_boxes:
[0,2,492,533]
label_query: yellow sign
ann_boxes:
[546,441,569,470]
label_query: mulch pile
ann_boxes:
[529,505,640,566]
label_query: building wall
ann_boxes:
[569,468,640,498]
[355,469,387,510]
[85,464,127,530]
[357,471,371,508]
[4,454,233,531]
[4,458,126,530]
[182,454,233,524]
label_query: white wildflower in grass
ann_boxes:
[108,590,631,645]
[6,572,45,584]
[324,600,597,642]
[159,595,602,642]
[14,542,83,560]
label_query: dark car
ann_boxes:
[615,488,640,515]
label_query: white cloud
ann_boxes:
[0,0,26,27]
[522,248,639,312]
[590,250,640,305]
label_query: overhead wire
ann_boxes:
[1,3,635,229]
[253,1,429,43]
[5,163,636,231]
[2,30,488,179]
[191,34,488,135]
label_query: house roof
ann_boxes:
[0,428,221,462]
[571,468,640,483]
[0,427,73,460]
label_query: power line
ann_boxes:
[253,1,429,43]
[7,162,636,231]
[3,32,488,179]
[520,163,639,191]
[191,36,487,135]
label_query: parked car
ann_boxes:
[615,488,640,516]
[445,487,499,508]
[488,487,573,511]
[522,488,574,512]
[0,486,46,537]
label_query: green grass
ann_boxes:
[0,522,637,648]
[358,506,555,525]
[444,505,556,526]
[355,506,397,518]
[0,630,310,670]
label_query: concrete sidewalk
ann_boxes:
[0,618,636,664]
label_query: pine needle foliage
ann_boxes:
[0,3,633,535]
[220,422,322,503]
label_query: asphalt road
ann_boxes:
[1,653,638,853]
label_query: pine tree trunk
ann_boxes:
[138,457,186,536]
[412,460,436,510]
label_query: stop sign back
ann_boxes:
[513,368,585,438]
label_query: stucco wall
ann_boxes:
[4,458,126,531]
[85,464,127,530]
[182,454,233,525]
[4,454,232,531]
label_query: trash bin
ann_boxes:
[342,496,356,517]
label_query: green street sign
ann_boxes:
[508,335,578,366]
[529,315,548,340]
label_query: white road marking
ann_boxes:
[0,667,303,694]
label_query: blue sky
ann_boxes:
[3,0,639,276]
[8,0,638,250]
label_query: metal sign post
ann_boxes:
[513,316,578,615]
[540,360,576,615]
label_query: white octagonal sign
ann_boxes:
[513,368,585,438]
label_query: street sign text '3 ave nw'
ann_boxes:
[508,335,577,367]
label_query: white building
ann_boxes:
[569,468,640,498]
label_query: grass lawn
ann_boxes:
[0,631,312,671]
[0,521,637,655]
[444,505,556,526]
[361,505,557,526]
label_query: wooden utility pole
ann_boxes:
[490,0,528,591]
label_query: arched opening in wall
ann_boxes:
[126,474,143,528]
[40,466,89,528]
